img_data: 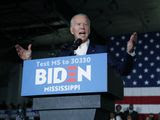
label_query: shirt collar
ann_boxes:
[74,39,90,55]
[79,39,90,48]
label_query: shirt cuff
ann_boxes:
[127,51,136,57]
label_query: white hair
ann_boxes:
[70,13,90,27]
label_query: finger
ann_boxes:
[131,32,137,39]
[15,44,23,52]
[15,44,22,49]
[15,45,20,51]
[130,32,137,43]
[28,44,32,51]
[15,44,19,48]
[131,32,137,35]
[16,47,21,53]
[18,50,23,56]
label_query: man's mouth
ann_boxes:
[79,31,86,36]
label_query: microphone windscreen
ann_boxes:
[72,39,82,50]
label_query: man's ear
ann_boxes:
[70,27,74,35]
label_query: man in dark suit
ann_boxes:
[124,104,138,120]
[15,13,137,75]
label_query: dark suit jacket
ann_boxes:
[124,110,138,120]
[60,42,134,76]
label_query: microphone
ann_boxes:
[71,38,82,50]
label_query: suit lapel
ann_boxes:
[86,42,96,54]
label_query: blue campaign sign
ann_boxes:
[21,53,108,96]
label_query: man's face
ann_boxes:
[116,105,121,111]
[129,104,133,110]
[70,15,90,43]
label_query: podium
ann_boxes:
[21,53,123,120]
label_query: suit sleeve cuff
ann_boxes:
[127,51,136,57]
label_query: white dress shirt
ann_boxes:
[74,39,90,55]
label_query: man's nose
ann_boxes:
[80,24,85,28]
